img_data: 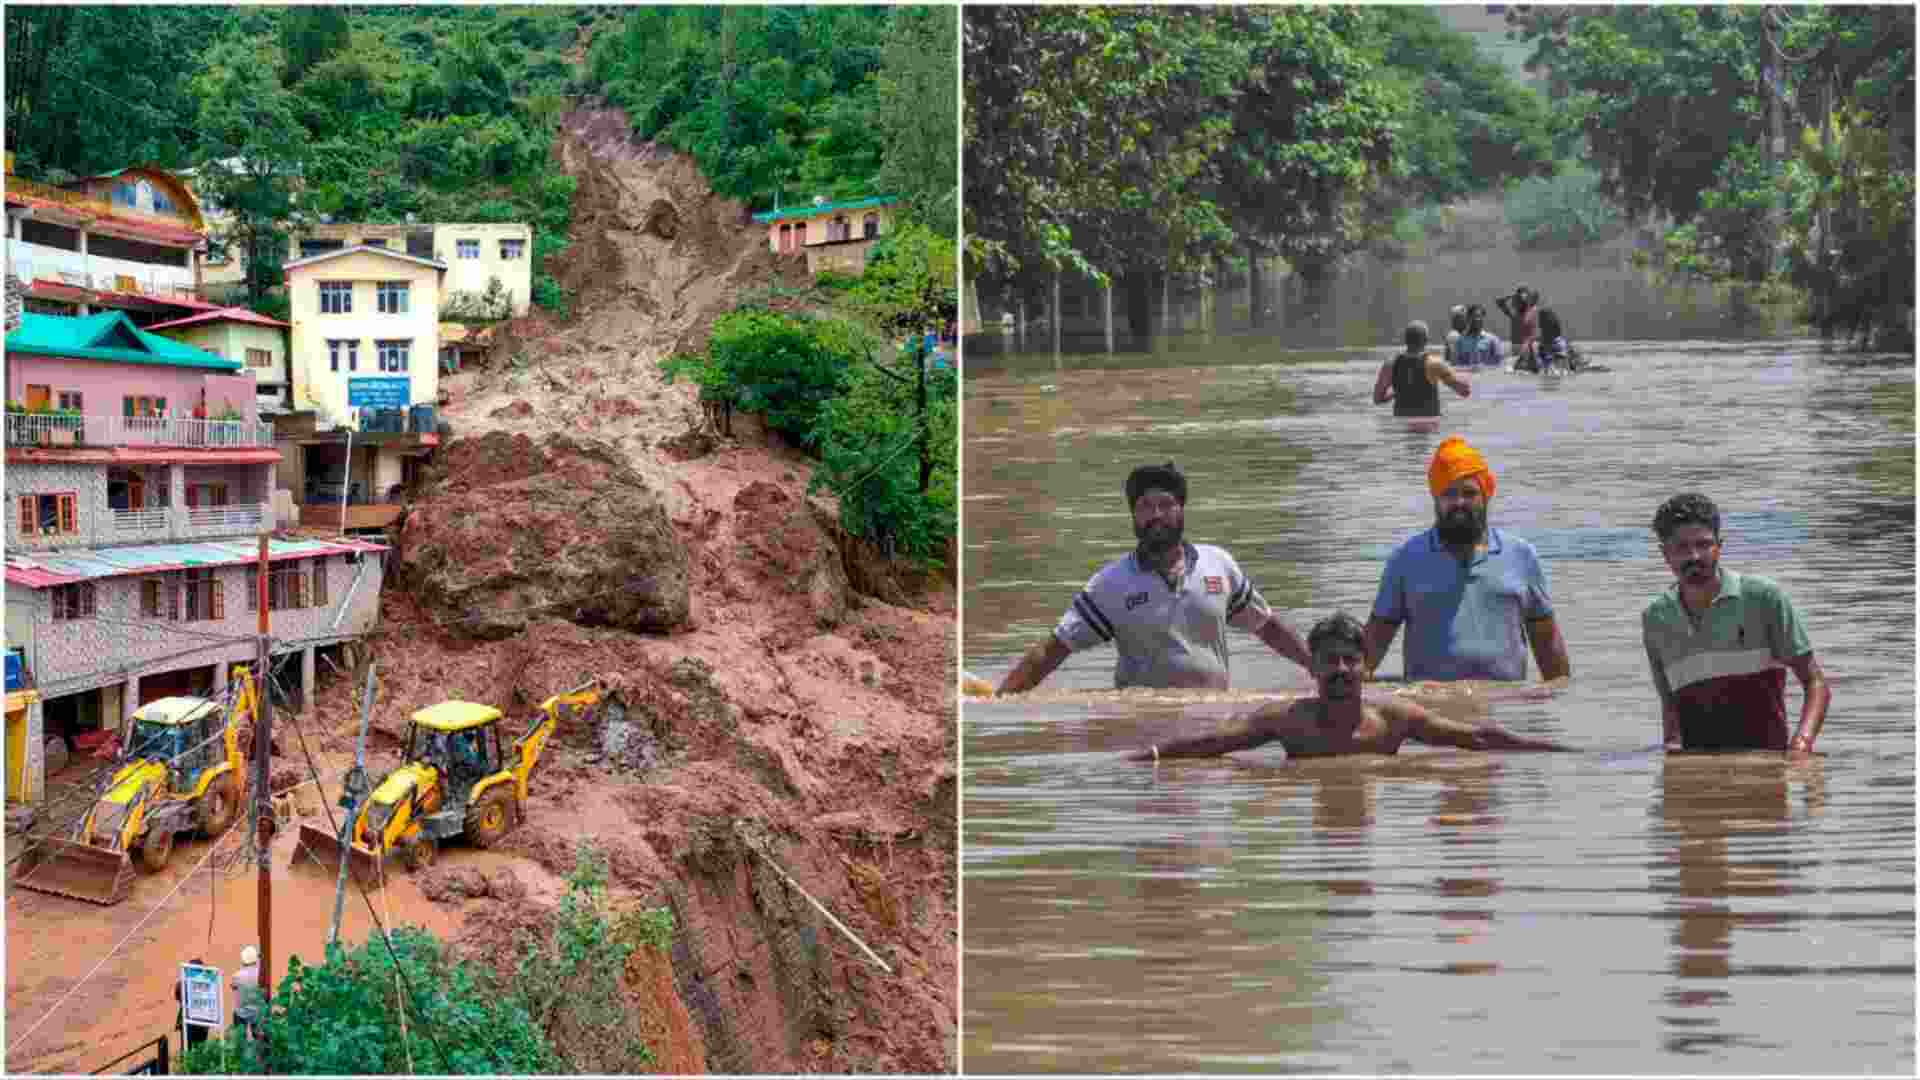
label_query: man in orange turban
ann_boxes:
[1363,436,1571,683]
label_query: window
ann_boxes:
[17,493,79,537]
[123,395,167,418]
[109,466,166,511]
[795,222,806,246]
[299,239,345,259]
[778,223,793,253]
[499,238,525,260]
[151,190,174,214]
[456,239,480,259]
[141,577,167,619]
[364,238,388,249]
[182,568,223,623]
[863,213,879,239]
[185,482,228,509]
[328,339,359,373]
[249,562,311,611]
[51,583,96,622]
[376,340,411,373]
[312,560,329,607]
[112,183,137,208]
[319,281,353,314]
[376,281,410,315]
[246,348,274,369]
[56,391,83,412]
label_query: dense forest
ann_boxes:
[965,4,1914,345]
[5,5,956,314]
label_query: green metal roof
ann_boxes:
[751,194,901,223]
[4,311,240,371]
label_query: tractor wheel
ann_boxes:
[466,789,515,849]
[402,834,437,873]
[140,827,175,873]
[197,774,242,838]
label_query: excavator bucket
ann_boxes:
[13,837,136,906]
[296,821,385,887]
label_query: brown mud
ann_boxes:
[5,107,955,1075]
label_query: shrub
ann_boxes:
[660,311,860,446]
[808,356,956,562]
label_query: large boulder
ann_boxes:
[732,481,849,633]
[403,432,690,639]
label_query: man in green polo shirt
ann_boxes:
[1642,493,1831,755]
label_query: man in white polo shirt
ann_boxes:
[1642,492,1831,754]
[996,462,1313,692]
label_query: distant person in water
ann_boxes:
[1496,284,1540,368]
[1364,435,1572,683]
[1444,305,1468,362]
[1642,493,1830,754]
[996,462,1314,693]
[1531,307,1579,372]
[1451,304,1505,368]
[1126,613,1571,761]
[1372,320,1470,418]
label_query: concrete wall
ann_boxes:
[17,550,384,698]
[7,354,252,421]
[5,583,35,654]
[151,322,287,391]
[286,251,441,427]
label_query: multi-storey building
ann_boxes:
[3,308,386,806]
[199,220,533,318]
[279,246,445,530]
[147,306,293,412]
[4,157,221,326]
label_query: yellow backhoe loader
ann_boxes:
[15,668,255,905]
[300,683,615,884]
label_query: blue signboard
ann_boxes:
[348,378,412,408]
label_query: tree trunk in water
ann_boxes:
[1248,252,1266,329]
[1124,270,1152,346]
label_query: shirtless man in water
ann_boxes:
[1127,613,1571,761]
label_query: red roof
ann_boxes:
[148,307,291,331]
[4,191,204,246]
[27,279,222,313]
[5,537,388,589]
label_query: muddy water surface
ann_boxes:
[961,338,1914,1073]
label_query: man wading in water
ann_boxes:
[1126,613,1570,761]
[1364,436,1572,683]
[1497,284,1541,370]
[1373,320,1471,417]
[1642,493,1831,754]
[996,462,1314,693]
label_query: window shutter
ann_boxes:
[313,560,328,606]
[291,572,306,609]
[211,578,225,621]
[17,497,35,537]
[187,485,199,510]
[58,494,77,534]
[82,584,95,617]
[248,568,258,612]
[167,575,180,621]
[143,578,158,617]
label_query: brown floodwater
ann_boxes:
[960,334,1914,1073]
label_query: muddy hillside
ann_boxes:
[370,107,957,1073]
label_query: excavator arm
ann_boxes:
[512,690,580,802]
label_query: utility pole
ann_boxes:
[252,531,273,1071]
[329,660,377,946]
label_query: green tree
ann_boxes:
[192,40,308,308]
[874,6,959,231]
[281,7,353,88]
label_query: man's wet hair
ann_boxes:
[1652,493,1720,541]
[1466,303,1486,322]
[1538,307,1564,340]
[1126,462,1187,508]
[1404,320,1429,351]
[1449,307,1468,333]
[1514,284,1535,306]
[1308,612,1366,657]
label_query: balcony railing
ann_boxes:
[186,503,267,532]
[11,243,203,303]
[111,507,171,536]
[6,413,274,449]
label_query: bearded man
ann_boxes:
[1363,436,1572,683]
[996,462,1313,693]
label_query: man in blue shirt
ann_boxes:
[1451,304,1505,368]
[1363,436,1571,682]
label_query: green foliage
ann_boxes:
[1503,162,1627,250]
[874,6,960,231]
[510,843,663,1073]
[842,223,959,332]
[442,277,515,323]
[174,927,558,1075]
[281,8,353,88]
[660,311,860,446]
[810,356,956,562]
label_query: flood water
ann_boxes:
[960,333,1915,1073]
